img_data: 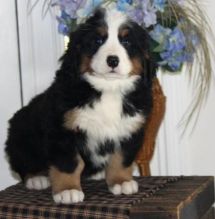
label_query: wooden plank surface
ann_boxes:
[130,176,214,219]
[201,208,214,219]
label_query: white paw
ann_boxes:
[109,180,138,195]
[53,189,85,204]
[26,176,50,190]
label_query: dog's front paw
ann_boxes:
[109,180,138,195]
[26,176,50,190]
[53,189,85,204]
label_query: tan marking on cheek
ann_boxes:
[105,152,133,186]
[80,55,93,74]
[49,156,85,193]
[130,57,143,76]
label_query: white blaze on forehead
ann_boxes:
[89,8,134,90]
[104,9,128,55]
[105,9,128,37]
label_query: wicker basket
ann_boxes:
[136,78,166,176]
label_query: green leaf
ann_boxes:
[153,44,165,52]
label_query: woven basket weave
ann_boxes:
[136,78,166,176]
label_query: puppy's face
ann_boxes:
[76,8,150,80]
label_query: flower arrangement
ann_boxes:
[39,0,212,127]
[51,0,207,73]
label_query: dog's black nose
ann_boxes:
[107,56,119,68]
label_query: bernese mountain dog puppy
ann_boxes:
[5,8,157,204]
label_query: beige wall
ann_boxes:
[151,0,215,176]
[186,0,215,175]
[0,1,21,189]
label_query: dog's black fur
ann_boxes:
[5,9,157,182]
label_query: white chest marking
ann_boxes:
[65,90,144,166]
[72,91,143,141]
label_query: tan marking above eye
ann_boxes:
[119,28,130,37]
[97,26,108,36]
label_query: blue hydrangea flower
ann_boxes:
[166,27,186,52]
[142,0,157,27]
[162,28,187,71]
[160,50,185,71]
[52,0,87,19]
[77,0,103,18]
[128,0,157,27]
[52,0,196,72]
[150,24,171,50]
[153,0,166,12]
[127,8,144,25]
[143,10,157,27]
[56,10,72,35]
[58,21,70,35]
[150,25,188,71]
[117,0,132,12]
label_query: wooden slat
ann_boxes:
[179,178,214,219]
[201,208,214,219]
[130,176,214,219]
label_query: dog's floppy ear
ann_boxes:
[142,45,157,86]
[57,25,86,79]
[135,25,158,85]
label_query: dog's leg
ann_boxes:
[105,152,138,195]
[106,128,144,195]
[49,155,85,204]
